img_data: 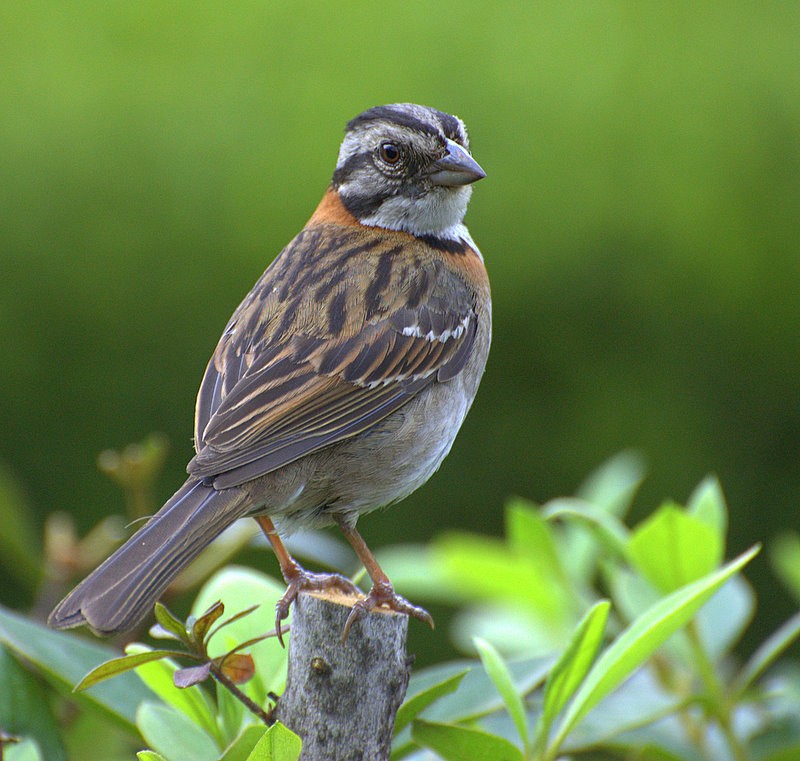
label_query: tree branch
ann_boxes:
[277,591,412,760]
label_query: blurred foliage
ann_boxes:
[2,461,799,759]
[1,0,798,667]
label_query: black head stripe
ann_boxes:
[438,113,462,141]
[332,151,372,187]
[347,105,442,138]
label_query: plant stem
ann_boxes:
[210,663,273,725]
[686,621,749,761]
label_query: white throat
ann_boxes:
[355,184,473,237]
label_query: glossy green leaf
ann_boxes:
[548,545,759,754]
[245,722,301,761]
[412,720,523,761]
[219,725,269,761]
[541,600,610,726]
[474,637,528,747]
[628,504,722,593]
[74,649,184,691]
[136,702,218,761]
[0,605,151,729]
[394,668,468,733]
[126,644,219,743]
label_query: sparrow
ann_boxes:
[49,103,491,641]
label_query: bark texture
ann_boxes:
[277,591,412,760]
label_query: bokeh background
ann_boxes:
[2,2,798,663]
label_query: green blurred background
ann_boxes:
[1,2,798,658]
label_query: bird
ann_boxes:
[49,103,491,642]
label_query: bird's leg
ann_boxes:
[334,516,434,642]
[254,515,359,645]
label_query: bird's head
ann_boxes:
[331,103,485,238]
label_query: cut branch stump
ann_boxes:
[277,591,412,761]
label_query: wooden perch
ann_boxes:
[277,591,412,760]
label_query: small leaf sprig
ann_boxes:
[74,601,279,725]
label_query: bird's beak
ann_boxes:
[428,139,486,186]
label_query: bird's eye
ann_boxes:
[379,142,402,165]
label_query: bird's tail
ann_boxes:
[48,479,250,635]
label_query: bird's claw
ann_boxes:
[342,580,434,643]
[275,569,360,646]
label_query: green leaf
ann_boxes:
[0,466,41,591]
[137,752,169,761]
[540,600,610,728]
[628,504,723,593]
[693,574,754,661]
[449,604,558,657]
[153,603,188,642]
[548,545,759,755]
[474,637,528,748]
[0,645,66,761]
[733,609,800,696]
[412,720,523,761]
[136,702,219,761]
[246,722,301,761]
[395,668,468,733]
[0,605,151,729]
[505,500,563,577]
[541,497,630,555]
[559,453,644,585]
[6,738,44,761]
[219,725,269,761]
[686,474,728,539]
[392,657,549,758]
[217,679,247,747]
[760,745,800,761]
[192,567,289,703]
[74,649,185,691]
[432,533,572,636]
[770,531,800,602]
[576,451,645,517]
[126,644,219,743]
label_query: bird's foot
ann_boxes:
[275,568,360,645]
[342,578,434,642]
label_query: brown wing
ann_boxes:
[189,224,478,488]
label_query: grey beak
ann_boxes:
[428,139,486,186]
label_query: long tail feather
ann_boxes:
[48,479,250,635]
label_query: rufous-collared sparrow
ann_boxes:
[49,103,491,640]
